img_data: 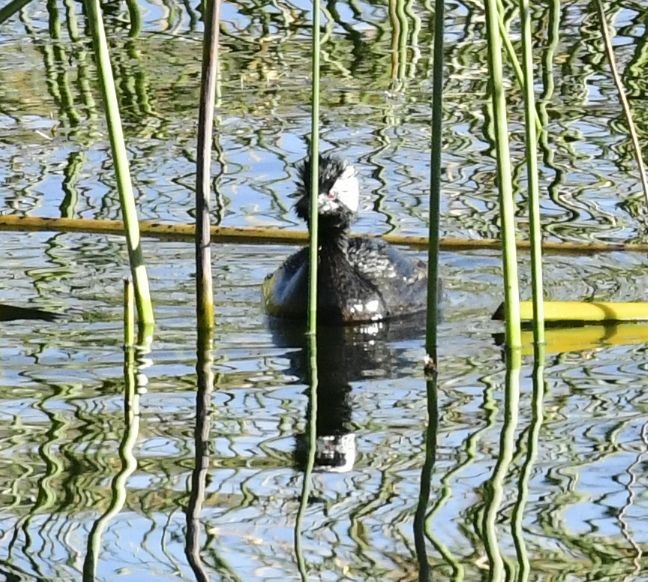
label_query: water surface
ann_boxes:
[1,0,648,579]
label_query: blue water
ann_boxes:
[2,0,648,579]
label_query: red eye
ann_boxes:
[327,190,336,199]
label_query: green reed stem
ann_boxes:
[307,0,321,334]
[425,0,444,364]
[0,0,32,25]
[195,0,221,331]
[84,0,154,331]
[519,0,545,348]
[484,0,521,348]
[297,3,321,573]
[123,277,135,348]
[596,0,648,207]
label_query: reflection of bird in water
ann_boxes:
[269,317,424,472]
[0,303,60,322]
[263,154,428,323]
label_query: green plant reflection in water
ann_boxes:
[83,279,141,581]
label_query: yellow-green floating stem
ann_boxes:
[519,323,648,356]
[5,215,648,255]
[494,300,648,323]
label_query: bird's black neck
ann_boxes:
[311,223,350,256]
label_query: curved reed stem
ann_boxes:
[596,0,648,205]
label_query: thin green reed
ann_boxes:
[195,0,221,330]
[84,0,155,332]
[519,0,545,347]
[296,2,321,576]
[484,0,521,348]
[425,0,444,363]
[307,0,321,333]
[124,278,135,348]
[596,0,648,206]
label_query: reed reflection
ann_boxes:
[184,326,214,582]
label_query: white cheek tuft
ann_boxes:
[331,165,360,213]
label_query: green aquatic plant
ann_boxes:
[307,0,321,334]
[296,2,321,579]
[595,0,648,206]
[425,0,444,365]
[195,0,222,330]
[519,0,545,348]
[484,0,521,348]
[84,0,155,332]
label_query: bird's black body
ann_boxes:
[263,154,428,323]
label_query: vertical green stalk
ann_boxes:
[297,3,321,576]
[519,0,544,348]
[596,0,648,206]
[123,277,134,348]
[195,0,221,330]
[307,0,321,334]
[84,0,155,331]
[484,0,521,348]
[425,0,444,364]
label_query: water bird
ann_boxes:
[263,154,428,323]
